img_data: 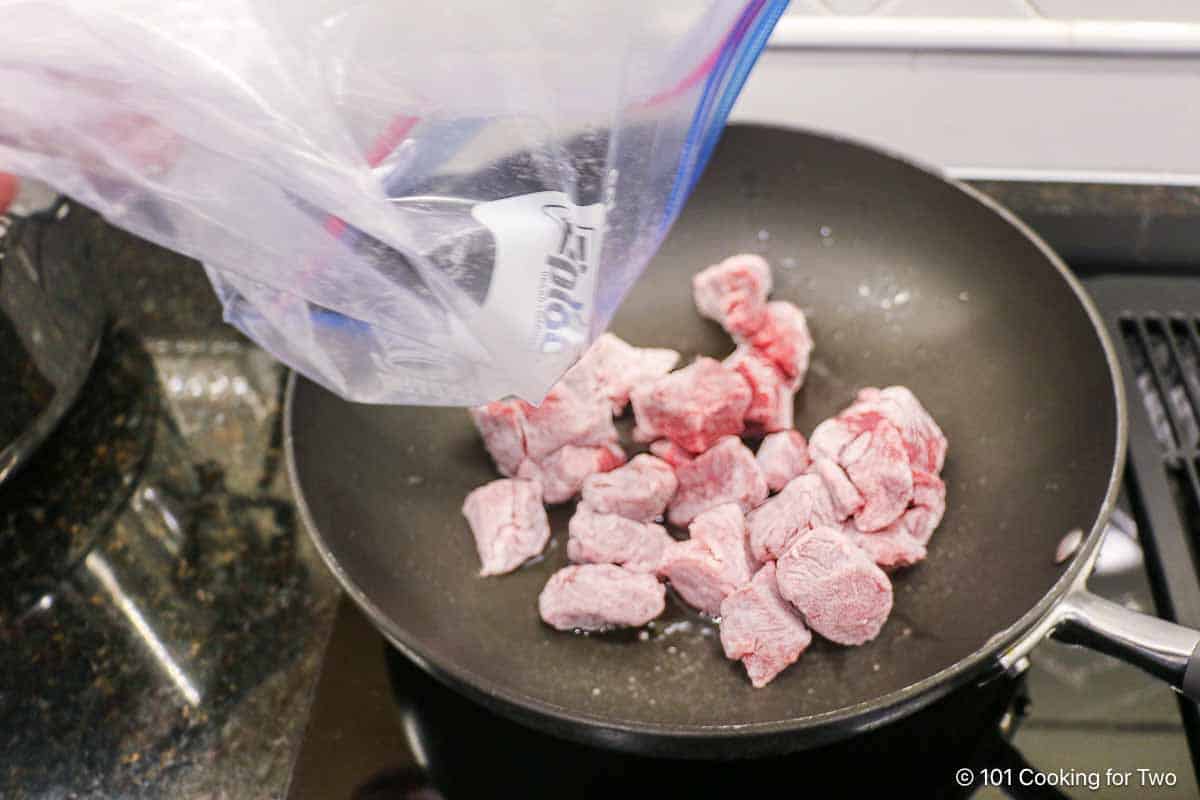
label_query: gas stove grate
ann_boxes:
[1089,276,1200,778]
[1121,315,1200,546]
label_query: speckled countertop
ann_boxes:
[1,179,1199,799]
[0,208,340,799]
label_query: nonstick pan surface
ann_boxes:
[286,125,1123,756]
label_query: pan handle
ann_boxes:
[1050,588,1200,702]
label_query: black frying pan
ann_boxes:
[285,125,1200,758]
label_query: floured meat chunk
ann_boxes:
[692,253,772,337]
[649,439,693,469]
[746,472,842,562]
[667,436,767,527]
[809,386,947,538]
[538,564,666,631]
[469,400,526,476]
[658,504,756,615]
[720,562,812,688]
[812,386,947,475]
[470,365,618,474]
[776,526,893,646]
[738,301,813,384]
[571,333,680,415]
[461,478,551,576]
[517,443,625,505]
[756,431,811,492]
[841,420,913,531]
[850,526,927,572]
[519,366,618,462]
[580,454,677,522]
[810,457,864,521]
[725,346,795,434]
[630,357,751,454]
[879,470,946,546]
[566,504,674,573]
[812,415,911,531]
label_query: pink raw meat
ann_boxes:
[810,457,864,520]
[840,419,913,532]
[516,442,625,504]
[469,400,526,476]
[571,333,680,414]
[630,357,751,454]
[881,470,947,546]
[649,439,693,468]
[538,564,666,631]
[812,414,911,530]
[580,454,678,522]
[725,346,795,434]
[756,430,811,492]
[775,526,893,646]
[850,525,927,572]
[692,253,773,337]
[518,366,618,462]
[461,478,551,576]
[667,436,767,527]
[746,472,841,563]
[657,504,757,615]
[720,562,812,688]
[739,301,813,384]
[566,504,674,573]
[812,386,947,475]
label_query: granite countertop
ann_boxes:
[0,208,340,799]
[2,178,1199,799]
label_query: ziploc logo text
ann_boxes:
[538,204,599,354]
[470,191,606,378]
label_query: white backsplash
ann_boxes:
[734,3,1200,182]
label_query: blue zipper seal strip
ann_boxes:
[661,0,789,232]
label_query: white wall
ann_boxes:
[731,3,1200,183]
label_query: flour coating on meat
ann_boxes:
[720,562,812,687]
[538,564,666,631]
[580,454,677,522]
[461,478,551,576]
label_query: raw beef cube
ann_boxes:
[720,562,812,688]
[690,503,758,584]
[580,454,678,522]
[658,504,756,616]
[776,526,893,646]
[746,473,840,562]
[810,457,864,520]
[630,357,751,454]
[469,400,527,476]
[566,503,674,573]
[461,478,551,576]
[692,253,773,337]
[883,470,947,546]
[756,430,811,492]
[725,346,795,434]
[814,386,947,475]
[649,439,694,468]
[519,366,618,462]
[517,442,626,505]
[739,301,813,384]
[840,419,913,532]
[571,333,680,414]
[667,436,767,527]
[538,564,666,631]
[850,526,927,572]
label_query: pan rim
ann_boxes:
[283,122,1128,748]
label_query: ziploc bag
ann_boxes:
[0,0,788,405]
